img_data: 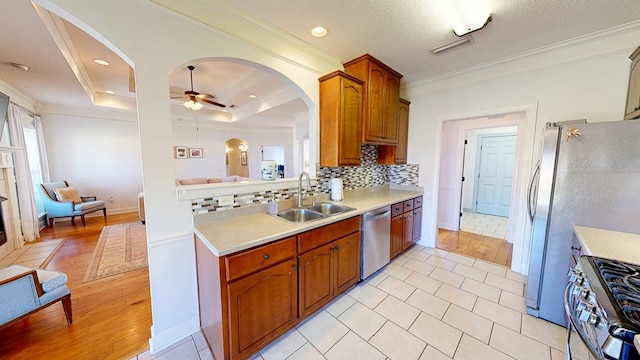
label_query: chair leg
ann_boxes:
[70,216,75,225]
[80,215,86,227]
[48,218,54,228]
[102,208,107,222]
[61,294,73,325]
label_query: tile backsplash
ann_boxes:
[191,144,419,215]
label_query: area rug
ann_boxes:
[83,222,147,282]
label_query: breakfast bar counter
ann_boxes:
[194,185,423,256]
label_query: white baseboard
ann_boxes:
[149,316,201,354]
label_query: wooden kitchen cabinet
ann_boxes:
[196,236,298,360]
[390,200,412,258]
[624,46,640,120]
[344,54,403,145]
[319,71,364,167]
[298,217,360,318]
[379,98,410,164]
[227,259,298,358]
[413,196,423,243]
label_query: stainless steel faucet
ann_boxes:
[298,172,310,208]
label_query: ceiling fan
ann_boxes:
[172,65,226,110]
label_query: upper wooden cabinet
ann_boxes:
[319,71,364,167]
[378,98,410,164]
[344,54,403,145]
[624,46,640,120]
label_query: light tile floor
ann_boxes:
[131,245,590,360]
[461,211,509,240]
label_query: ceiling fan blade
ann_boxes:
[200,98,227,108]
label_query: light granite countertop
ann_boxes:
[194,186,423,257]
[574,225,640,264]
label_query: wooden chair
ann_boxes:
[38,181,106,228]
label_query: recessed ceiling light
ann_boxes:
[222,109,228,112]
[104,90,116,95]
[93,59,110,66]
[249,94,257,99]
[311,26,328,38]
[8,62,30,71]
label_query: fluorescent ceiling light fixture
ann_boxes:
[431,36,474,55]
[311,26,328,38]
[93,59,110,66]
[442,0,492,37]
[8,62,30,71]
[104,90,115,95]
[183,99,203,111]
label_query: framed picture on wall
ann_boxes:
[189,148,203,158]
[241,151,247,165]
[174,146,187,159]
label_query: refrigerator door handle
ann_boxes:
[528,161,541,222]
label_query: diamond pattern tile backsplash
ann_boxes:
[191,144,419,214]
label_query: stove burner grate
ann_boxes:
[593,258,640,329]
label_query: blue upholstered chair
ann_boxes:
[0,265,72,330]
[39,181,107,228]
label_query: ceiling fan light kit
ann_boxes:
[177,65,227,111]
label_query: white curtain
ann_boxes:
[8,103,39,242]
[34,115,50,182]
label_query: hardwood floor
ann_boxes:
[436,228,513,268]
[0,212,152,360]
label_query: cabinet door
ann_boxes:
[341,76,364,164]
[402,212,414,250]
[366,63,387,142]
[334,232,361,294]
[299,245,334,318]
[383,74,400,144]
[413,207,422,243]
[227,260,298,358]
[395,99,410,163]
[625,54,640,119]
[390,215,404,259]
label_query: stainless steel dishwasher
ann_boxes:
[361,206,391,279]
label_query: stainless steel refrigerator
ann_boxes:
[525,119,640,326]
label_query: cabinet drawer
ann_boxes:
[298,216,360,254]
[225,237,296,281]
[413,196,423,208]
[403,200,414,212]
[391,202,404,217]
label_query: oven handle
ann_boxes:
[563,283,606,360]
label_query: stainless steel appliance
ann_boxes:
[565,256,640,360]
[361,206,391,279]
[526,120,640,326]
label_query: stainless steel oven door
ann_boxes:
[564,282,622,360]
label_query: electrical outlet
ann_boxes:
[109,196,115,202]
[219,195,234,206]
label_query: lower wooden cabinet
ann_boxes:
[228,260,298,358]
[390,196,423,259]
[196,216,361,360]
[298,222,361,318]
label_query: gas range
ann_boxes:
[565,256,640,360]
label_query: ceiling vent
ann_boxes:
[431,36,474,55]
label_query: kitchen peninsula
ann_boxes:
[193,184,423,360]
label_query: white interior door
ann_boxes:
[475,134,516,217]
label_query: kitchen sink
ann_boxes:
[276,202,355,223]
[276,208,324,223]
[306,202,354,215]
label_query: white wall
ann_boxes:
[41,107,141,214]
[406,28,639,275]
[38,0,341,353]
[172,123,294,180]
